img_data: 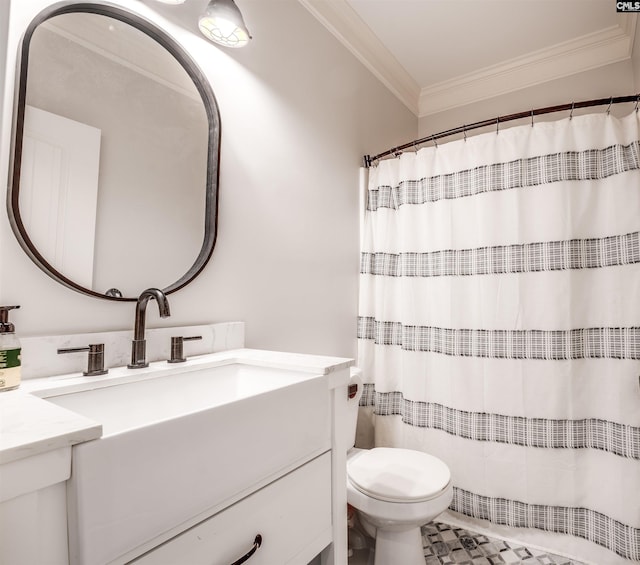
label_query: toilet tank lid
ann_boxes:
[348,447,451,503]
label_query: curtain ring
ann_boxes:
[431,135,438,148]
[496,117,499,134]
[606,97,613,115]
[635,95,639,113]
[413,140,419,153]
[530,109,534,127]
[569,102,575,120]
[463,125,467,142]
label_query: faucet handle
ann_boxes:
[168,335,202,364]
[57,344,108,376]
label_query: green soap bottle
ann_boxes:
[0,306,21,392]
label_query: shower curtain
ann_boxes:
[358,110,640,563]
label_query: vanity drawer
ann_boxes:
[131,452,332,565]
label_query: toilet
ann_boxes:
[344,369,453,565]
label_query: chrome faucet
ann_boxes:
[128,288,171,369]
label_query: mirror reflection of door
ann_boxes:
[21,106,101,290]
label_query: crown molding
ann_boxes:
[418,14,638,116]
[299,0,637,118]
[298,0,420,115]
[43,15,200,102]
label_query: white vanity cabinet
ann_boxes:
[0,392,101,565]
[0,448,71,565]
[132,452,332,565]
[6,348,352,565]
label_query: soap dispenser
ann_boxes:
[0,305,21,392]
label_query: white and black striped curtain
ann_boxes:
[358,111,640,563]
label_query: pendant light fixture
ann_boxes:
[198,0,251,48]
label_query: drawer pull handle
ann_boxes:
[230,534,262,565]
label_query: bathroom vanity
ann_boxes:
[0,343,353,565]
[0,392,101,564]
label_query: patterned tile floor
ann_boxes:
[349,521,586,565]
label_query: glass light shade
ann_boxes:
[198,0,251,48]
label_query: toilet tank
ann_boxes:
[338,367,363,451]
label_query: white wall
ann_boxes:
[0,0,416,358]
[418,60,637,140]
[0,1,9,305]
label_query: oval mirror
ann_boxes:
[7,4,220,300]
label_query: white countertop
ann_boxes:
[1,348,353,466]
[0,390,101,464]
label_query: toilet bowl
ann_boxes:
[344,369,453,565]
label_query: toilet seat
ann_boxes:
[348,447,451,503]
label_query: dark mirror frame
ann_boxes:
[7,2,221,301]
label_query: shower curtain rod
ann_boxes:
[363,94,640,168]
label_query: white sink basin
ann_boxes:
[48,362,318,436]
[39,358,332,565]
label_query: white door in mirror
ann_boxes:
[21,106,101,288]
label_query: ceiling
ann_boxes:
[298,0,637,117]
